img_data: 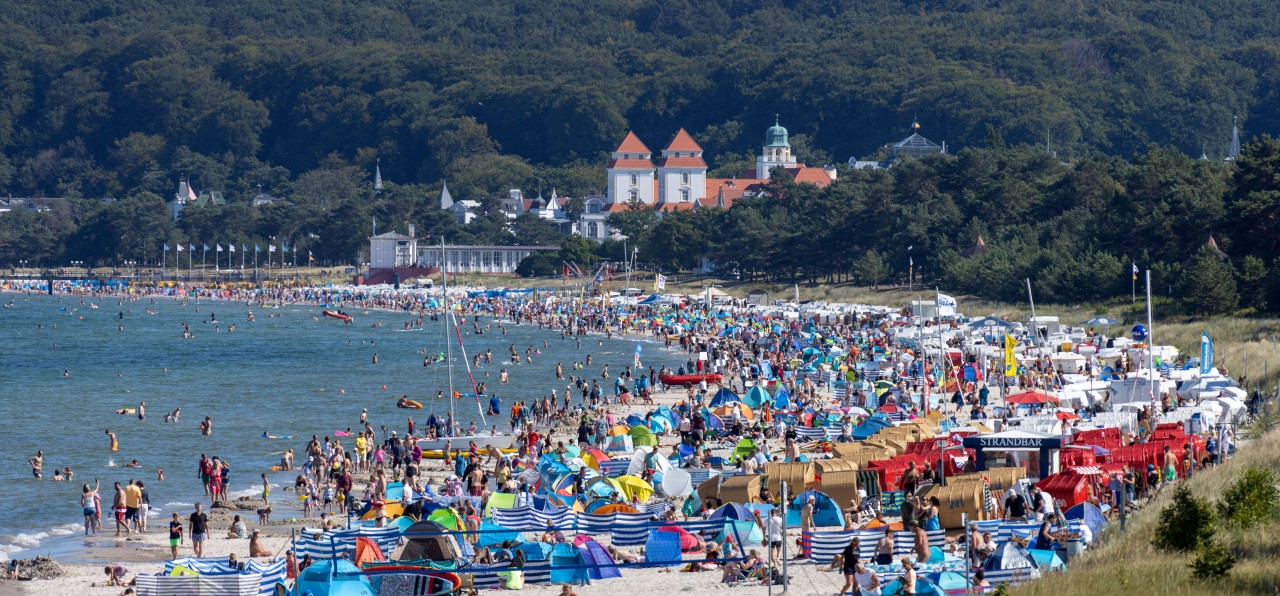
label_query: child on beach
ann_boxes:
[323,482,335,513]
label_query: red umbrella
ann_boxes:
[1055,411,1079,421]
[1006,390,1059,405]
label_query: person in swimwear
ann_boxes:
[106,429,118,451]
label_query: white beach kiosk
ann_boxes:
[963,429,1073,480]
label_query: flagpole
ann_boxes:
[1146,269,1156,414]
[202,246,207,278]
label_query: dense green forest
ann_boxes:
[5,0,1280,313]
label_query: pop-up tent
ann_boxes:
[629,424,658,448]
[711,503,755,522]
[984,541,1040,578]
[549,542,590,584]
[880,575,946,596]
[731,438,757,462]
[293,559,374,596]
[1064,502,1108,539]
[627,446,672,477]
[709,388,740,406]
[574,536,621,580]
[785,490,846,527]
[743,386,769,408]
[396,520,463,562]
[1028,548,1067,572]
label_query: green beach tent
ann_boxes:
[629,424,658,448]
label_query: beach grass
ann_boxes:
[1011,421,1280,596]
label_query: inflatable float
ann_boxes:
[322,310,353,322]
[397,398,424,409]
[658,372,724,387]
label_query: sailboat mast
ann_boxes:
[443,237,456,436]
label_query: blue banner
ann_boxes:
[1201,332,1214,375]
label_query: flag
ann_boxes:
[655,274,667,290]
[255,245,260,253]
[936,293,957,316]
[1004,334,1018,377]
[216,244,223,252]
[269,244,277,253]
[241,245,247,253]
[188,244,194,252]
[308,250,315,262]
[203,244,209,252]
[1132,263,1138,281]
[229,244,235,253]
[909,256,913,267]
[176,244,183,252]
[1200,332,1214,375]
[163,244,170,252]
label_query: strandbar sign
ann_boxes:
[963,431,1072,476]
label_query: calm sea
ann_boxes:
[0,292,686,561]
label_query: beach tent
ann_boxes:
[714,403,755,421]
[711,503,755,522]
[661,468,694,497]
[786,490,846,527]
[773,385,792,409]
[657,525,703,552]
[484,492,517,517]
[924,571,971,595]
[717,519,764,546]
[295,559,375,596]
[1028,549,1067,572]
[655,406,679,428]
[984,542,1040,577]
[580,448,611,471]
[397,520,462,562]
[608,425,631,436]
[644,529,684,565]
[616,474,655,502]
[709,388,740,406]
[585,477,625,499]
[592,503,640,515]
[629,424,659,447]
[731,438,757,462]
[1064,502,1108,539]
[475,521,523,547]
[648,417,673,434]
[852,414,892,440]
[427,508,463,531]
[515,541,554,561]
[743,385,770,408]
[628,446,673,477]
[574,536,622,580]
[604,433,633,452]
[354,537,387,567]
[550,542,591,584]
[880,576,946,596]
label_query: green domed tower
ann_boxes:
[757,115,797,178]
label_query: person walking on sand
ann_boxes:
[261,473,271,506]
[112,481,130,536]
[167,512,184,558]
[189,503,209,557]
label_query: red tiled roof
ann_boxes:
[603,202,636,212]
[663,128,703,152]
[656,202,697,211]
[789,166,834,187]
[615,131,651,154]
[608,158,655,169]
[656,156,707,168]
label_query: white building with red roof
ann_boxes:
[606,131,657,205]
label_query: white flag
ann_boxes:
[655,274,667,290]
[936,293,958,316]
[216,244,223,252]
[229,244,236,253]
[269,245,277,253]
[176,244,184,252]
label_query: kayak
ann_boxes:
[398,399,424,409]
[658,373,723,387]
[322,310,353,322]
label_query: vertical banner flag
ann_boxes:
[1132,263,1139,281]
[635,344,642,368]
[655,274,667,291]
[1004,334,1018,377]
[936,293,957,316]
[1200,332,1214,375]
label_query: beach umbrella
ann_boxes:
[1055,411,1079,421]
[615,475,655,502]
[1079,317,1121,326]
[1006,390,1059,405]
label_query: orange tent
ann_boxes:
[592,503,640,515]
[354,536,386,567]
[713,403,755,421]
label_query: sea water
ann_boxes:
[0,292,688,560]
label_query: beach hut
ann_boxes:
[816,465,861,512]
[696,477,723,510]
[718,474,764,504]
[763,461,815,496]
[786,489,846,527]
[924,481,990,529]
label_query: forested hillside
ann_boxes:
[6,0,1280,313]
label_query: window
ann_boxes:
[588,222,599,238]
[681,172,690,186]
[629,188,638,201]
[680,189,690,202]
[629,174,638,186]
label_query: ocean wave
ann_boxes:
[163,502,194,508]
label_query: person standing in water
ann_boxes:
[199,416,212,435]
[106,429,118,451]
[29,450,43,479]
[137,401,146,421]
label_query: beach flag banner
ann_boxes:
[255,244,260,253]
[655,274,667,290]
[635,343,642,368]
[188,244,195,252]
[176,244,183,252]
[1004,334,1017,377]
[269,244,276,253]
[163,244,170,252]
[1200,332,1214,375]
[1132,263,1139,281]
[229,244,235,252]
[936,293,957,316]
[309,250,315,262]
[216,244,223,252]
[203,244,209,252]
[241,244,247,253]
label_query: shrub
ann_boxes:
[1152,485,1215,551]
[1189,540,1235,580]
[1217,467,1280,528]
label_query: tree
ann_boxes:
[515,252,558,277]
[854,250,888,289]
[559,234,597,270]
[510,215,562,246]
[1179,247,1239,315]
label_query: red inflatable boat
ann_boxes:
[323,310,353,322]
